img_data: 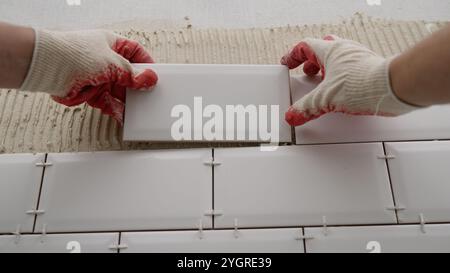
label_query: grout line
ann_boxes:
[302,227,307,253]
[1,138,449,157]
[211,148,215,230]
[32,153,48,233]
[27,227,215,235]
[382,142,400,224]
[5,221,450,236]
[117,232,122,254]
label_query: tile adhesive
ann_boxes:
[0,14,448,153]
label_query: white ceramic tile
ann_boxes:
[124,64,292,143]
[214,144,396,228]
[35,149,213,232]
[385,141,450,223]
[305,224,450,253]
[0,233,118,253]
[291,75,450,144]
[121,228,304,253]
[0,153,45,234]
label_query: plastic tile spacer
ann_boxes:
[233,218,240,239]
[198,218,204,240]
[25,209,45,215]
[322,216,329,236]
[35,162,53,167]
[204,209,223,217]
[40,223,47,243]
[295,229,314,240]
[419,213,426,234]
[12,225,21,244]
[386,205,406,211]
[377,155,395,159]
[203,158,222,166]
[109,244,128,251]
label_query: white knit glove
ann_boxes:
[20,29,158,125]
[281,35,421,126]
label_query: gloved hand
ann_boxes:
[281,35,421,126]
[19,29,158,125]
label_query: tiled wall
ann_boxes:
[1,140,450,253]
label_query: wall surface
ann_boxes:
[0,0,449,30]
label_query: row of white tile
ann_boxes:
[1,141,450,233]
[2,225,450,253]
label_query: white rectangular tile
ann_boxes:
[0,233,118,253]
[291,75,450,144]
[385,141,450,223]
[124,64,292,143]
[0,153,45,233]
[214,144,396,228]
[305,224,450,253]
[121,228,304,253]
[35,149,213,232]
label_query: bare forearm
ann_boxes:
[390,25,450,106]
[0,22,35,89]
